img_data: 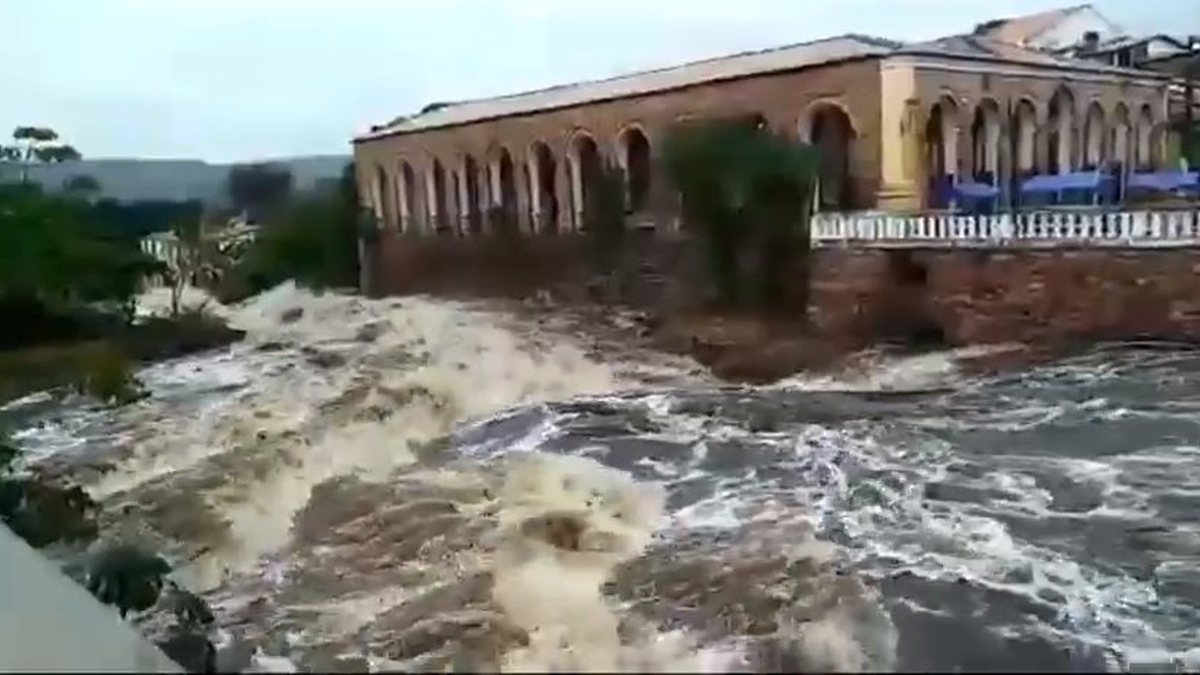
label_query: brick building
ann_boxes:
[352,11,1173,236]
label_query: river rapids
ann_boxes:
[3,283,1199,672]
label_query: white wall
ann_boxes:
[0,527,182,672]
[1028,8,1122,50]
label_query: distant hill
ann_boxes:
[1,155,351,205]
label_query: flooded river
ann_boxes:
[3,283,1198,671]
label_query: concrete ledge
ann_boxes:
[0,526,181,673]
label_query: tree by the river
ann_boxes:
[226,162,293,221]
[0,126,82,183]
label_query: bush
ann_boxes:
[663,119,817,308]
[224,163,361,300]
[0,182,159,344]
[582,164,627,273]
[75,344,146,405]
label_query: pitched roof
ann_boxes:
[973,4,1093,46]
[355,34,898,141]
[357,15,1170,144]
[897,33,1170,79]
[1083,34,1189,54]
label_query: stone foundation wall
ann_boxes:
[366,234,1200,349]
[364,231,711,311]
[810,248,1200,346]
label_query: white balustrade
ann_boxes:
[811,208,1200,249]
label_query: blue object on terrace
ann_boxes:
[1020,172,1109,193]
[954,182,1001,199]
[953,181,1001,214]
[1019,172,1115,206]
[1127,171,1200,193]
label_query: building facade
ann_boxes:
[353,15,1174,236]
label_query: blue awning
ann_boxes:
[1020,172,1111,194]
[1127,171,1200,192]
[953,182,1001,200]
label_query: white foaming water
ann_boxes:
[491,452,669,672]
[774,343,1023,392]
[18,283,1199,671]
[136,285,222,320]
[79,283,643,585]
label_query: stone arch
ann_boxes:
[460,154,482,234]
[567,131,603,231]
[617,125,652,213]
[970,98,1002,181]
[924,94,960,181]
[798,99,859,144]
[397,160,417,232]
[1150,122,1168,169]
[1047,86,1076,174]
[374,164,393,228]
[1014,99,1039,174]
[1135,103,1155,169]
[803,100,857,210]
[1110,103,1131,170]
[1082,100,1107,169]
[486,147,518,232]
[528,141,559,233]
[427,157,449,233]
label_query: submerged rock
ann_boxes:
[85,543,172,618]
[279,307,305,324]
[0,478,100,548]
[156,630,217,673]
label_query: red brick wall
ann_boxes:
[364,231,709,310]
[810,248,1200,346]
[355,58,883,234]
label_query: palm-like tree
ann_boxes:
[0,126,82,183]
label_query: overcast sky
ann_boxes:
[2,0,1195,162]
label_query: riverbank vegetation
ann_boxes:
[0,182,242,403]
[1,127,227,671]
[663,117,818,309]
[0,126,245,404]
[215,162,362,302]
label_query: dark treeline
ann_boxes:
[90,198,205,239]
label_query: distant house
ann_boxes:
[975,5,1197,166]
[139,214,259,287]
[973,4,1124,52]
[1071,35,1191,68]
[974,4,1193,68]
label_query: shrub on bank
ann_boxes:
[0,308,243,404]
[74,344,147,406]
[218,163,361,303]
[0,182,160,331]
[663,119,817,309]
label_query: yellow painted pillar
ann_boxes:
[877,61,923,212]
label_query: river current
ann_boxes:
[3,283,1199,672]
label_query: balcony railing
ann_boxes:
[811,208,1200,248]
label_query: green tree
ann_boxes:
[582,163,628,274]
[0,182,156,324]
[0,126,82,183]
[224,162,360,299]
[162,216,209,318]
[663,119,817,308]
[63,173,102,198]
[226,162,293,221]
